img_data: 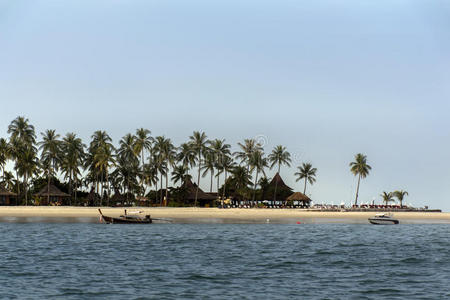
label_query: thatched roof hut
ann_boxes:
[269,173,292,190]
[0,186,16,205]
[35,184,70,205]
[183,178,217,205]
[287,192,311,202]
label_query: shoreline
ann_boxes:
[0,207,449,224]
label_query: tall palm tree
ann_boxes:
[94,143,115,203]
[8,116,36,146]
[134,128,152,197]
[234,139,263,173]
[268,145,291,202]
[0,138,10,181]
[220,155,235,200]
[295,163,317,195]
[210,139,231,193]
[394,190,409,207]
[201,148,216,192]
[350,153,372,206]
[8,117,36,200]
[60,133,86,204]
[249,150,268,205]
[155,137,176,205]
[229,166,252,202]
[118,134,138,203]
[87,130,114,197]
[381,191,395,206]
[171,165,192,186]
[38,129,62,205]
[189,131,208,206]
[16,147,39,205]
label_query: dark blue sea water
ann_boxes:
[0,223,449,299]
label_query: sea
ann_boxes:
[0,222,449,299]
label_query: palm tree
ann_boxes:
[394,190,409,207]
[268,145,291,202]
[220,155,235,200]
[381,191,395,206]
[189,131,208,206]
[249,150,268,205]
[8,116,36,146]
[38,129,61,205]
[201,148,216,192]
[229,166,252,202]
[210,139,231,193]
[8,117,36,200]
[234,139,262,172]
[118,134,138,203]
[60,133,86,204]
[171,165,192,186]
[94,143,115,203]
[0,138,10,181]
[155,137,176,205]
[134,128,152,197]
[350,153,372,206]
[16,147,39,205]
[295,163,317,195]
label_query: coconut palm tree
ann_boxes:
[155,137,176,205]
[350,153,372,206]
[229,166,252,202]
[268,145,291,202]
[0,138,10,181]
[381,191,395,206]
[210,139,231,193]
[220,155,235,200]
[60,133,86,204]
[295,163,317,195]
[117,134,138,203]
[189,131,208,206]
[171,165,192,186]
[16,147,39,205]
[201,148,216,192]
[87,130,114,197]
[8,117,36,200]
[134,128,152,196]
[249,150,268,205]
[234,139,263,172]
[394,190,409,207]
[8,116,36,146]
[39,129,62,205]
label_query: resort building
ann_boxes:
[0,186,16,206]
[34,184,71,206]
[287,192,312,208]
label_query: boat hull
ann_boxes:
[100,215,152,224]
[368,218,399,225]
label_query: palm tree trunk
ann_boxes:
[354,174,361,206]
[304,178,307,195]
[210,170,213,193]
[195,152,201,207]
[141,150,145,197]
[165,173,169,207]
[160,174,163,206]
[74,178,78,205]
[252,170,259,207]
[15,170,20,205]
[222,170,227,200]
[47,169,50,205]
[273,164,281,205]
[69,171,72,206]
[24,174,27,206]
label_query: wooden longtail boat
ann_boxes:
[98,209,152,224]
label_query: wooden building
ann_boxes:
[35,184,70,206]
[0,186,16,205]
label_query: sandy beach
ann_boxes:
[0,207,449,224]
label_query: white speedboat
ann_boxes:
[368,213,399,225]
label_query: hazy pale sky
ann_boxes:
[1,0,449,210]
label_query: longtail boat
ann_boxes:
[98,209,152,224]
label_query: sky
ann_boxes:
[1,0,449,210]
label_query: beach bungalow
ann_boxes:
[34,184,70,206]
[0,186,17,206]
[287,192,312,208]
[268,173,293,205]
[183,178,217,207]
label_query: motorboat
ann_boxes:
[368,213,399,225]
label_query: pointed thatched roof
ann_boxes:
[183,178,217,200]
[287,192,311,202]
[0,186,16,196]
[35,184,70,197]
[269,173,292,190]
